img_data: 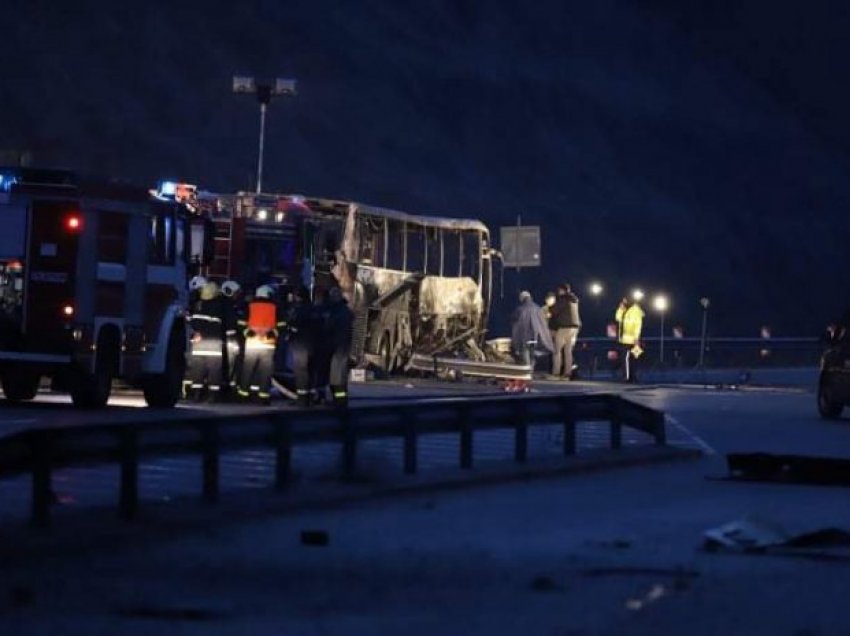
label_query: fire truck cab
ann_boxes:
[0,168,210,408]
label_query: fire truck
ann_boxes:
[0,168,212,407]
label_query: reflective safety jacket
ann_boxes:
[190,298,225,354]
[615,303,644,346]
[239,298,286,346]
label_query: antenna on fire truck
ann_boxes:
[233,76,298,194]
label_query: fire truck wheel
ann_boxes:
[71,336,117,409]
[143,327,185,408]
[2,373,39,403]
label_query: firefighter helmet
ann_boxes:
[200,281,220,301]
[189,275,207,291]
[221,280,241,298]
[255,285,274,299]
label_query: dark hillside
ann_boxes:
[2,0,848,335]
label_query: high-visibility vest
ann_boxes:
[246,299,277,335]
[618,305,644,345]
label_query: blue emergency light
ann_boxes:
[158,180,178,197]
[0,172,19,193]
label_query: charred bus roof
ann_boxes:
[290,195,490,235]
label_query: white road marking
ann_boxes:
[665,414,717,456]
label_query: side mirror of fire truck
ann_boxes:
[188,217,216,267]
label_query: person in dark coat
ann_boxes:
[220,280,244,396]
[287,286,320,407]
[548,283,582,379]
[510,290,554,366]
[310,288,331,404]
[324,286,354,408]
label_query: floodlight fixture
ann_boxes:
[233,75,298,193]
[273,78,297,96]
[232,76,257,94]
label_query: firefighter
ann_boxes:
[311,288,331,404]
[188,275,207,309]
[183,277,207,397]
[324,285,354,408]
[287,286,319,407]
[186,281,226,401]
[237,285,284,404]
[221,280,244,395]
[615,297,645,382]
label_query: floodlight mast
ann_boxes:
[232,75,297,194]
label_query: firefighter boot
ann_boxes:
[331,386,348,409]
[312,387,328,406]
[296,389,311,408]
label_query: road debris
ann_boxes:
[625,583,667,611]
[529,574,563,592]
[300,529,330,546]
[726,453,850,487]
[581,566,698,579]
[704,516,850,561]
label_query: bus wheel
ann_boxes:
[143,327,185,408]
[71,335,117,409]
[380,335,394,378]
[2,373,39,403]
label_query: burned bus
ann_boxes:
[181,188,498,375]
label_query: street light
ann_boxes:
[233,75,297,194]
[699,297,710,368]
[653,294,669,364]
[632,288,644,302]
[587,281,604,376]
[588,281,603,297]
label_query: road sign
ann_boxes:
[500,225,541,267]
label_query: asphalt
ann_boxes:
[3,366,843,634]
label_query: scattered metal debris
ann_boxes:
[529,575,562,592]
[113,604,227,621]
[704,517,787,551]
[300,529,330,546]
[704,516,850,561]
[580,566,698,579]
[726,453,850,487]
[586,539,632,550]
[625,583,668,611]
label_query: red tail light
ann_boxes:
[64,213,82,232]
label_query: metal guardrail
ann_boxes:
[0,393,666,528]
[574,336,822,372]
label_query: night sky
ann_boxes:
[2,0,849,336]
